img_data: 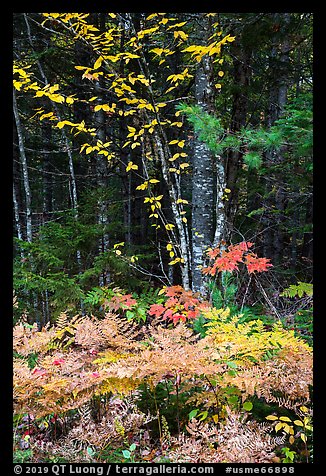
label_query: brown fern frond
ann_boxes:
[13,322,56,356]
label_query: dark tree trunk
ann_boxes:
[225,45,252,241]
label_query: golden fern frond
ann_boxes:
[56,312,69,329]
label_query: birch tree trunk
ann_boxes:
[191,16,215,293]
[13,88,33,243]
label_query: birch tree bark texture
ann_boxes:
[191,40,215,294]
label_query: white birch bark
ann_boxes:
[191,53,215,293]
[13,88,33,243]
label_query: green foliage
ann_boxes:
[209,272,238,311]
[243,151,263,170]
[281,282,313,298]
[13,448,34,463]
[281,447,296,463]
[176,103,225,155]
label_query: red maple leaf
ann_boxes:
[163,308,174,320]
[165,285,184,297]
[148,303,165,317]
[171,314,187,325]
[215,256,239,272]
[245,255,273,273]
[186,309,199,319]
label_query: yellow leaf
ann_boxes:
[165,224,175,230]
[149,179,160,184]
[212,414,219,424]
[158,287,166,295]
[93,56,104,70]
[265,415,278,421]
[182,217,187,223]
[300,433,307,443]
[283,424,292,434]
[275,422,283,432]
[218,71,224,77]
[169,153,180,162]
[168,257,181,265]
[136,182,148,191]
[113,242,124,249]
[126,161,138,172]
[179,163,190,169]
[279,416,292,422]
[289,436,295,444]
[215,84,222,89]
[166,244,173,251]
[293,420,303,426]
[177,140,185,148]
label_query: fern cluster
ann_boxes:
[13,298,312,463]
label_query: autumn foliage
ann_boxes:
[203,241,273,275]
[148,285,209,325]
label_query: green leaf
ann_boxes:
[129,443,136,452]
[226,361,238,369]
[87,447,95,456]
[189,409,199,420]
[243,401,253,412]
[228,395,239,405]
[122,450,131,459]
[126,310,135,320]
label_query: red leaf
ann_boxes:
[165,285,183,297]
[53,358,65,366]
[186,309,199,319]
[171,314,186,325]
[148,303,165,317]
[163,308,174,320]
[245,255,273,273]
[32,368,47,377]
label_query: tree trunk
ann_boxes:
[191,17,215,293]
[225,45,252,241]
[13,88,33,243]
[263,13,291,264]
